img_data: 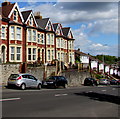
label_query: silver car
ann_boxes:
[99,79,110,85]
[7,74,42,90]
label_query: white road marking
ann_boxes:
[112,88,116,90]
[0,98,21,102]
[101,90,106,92]
[88,91,93,93]
[55,94,68,97]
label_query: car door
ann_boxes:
[28,75,37,88]
[22,75,31,87]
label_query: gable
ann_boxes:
[8,3,24,22]
[56,24,63,35]
[68,30,73,39]
[26,12,38,27]
[46,19,53,31]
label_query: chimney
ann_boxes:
[78,48,80,51]
[2,0,11,6]
[34,12,42,19]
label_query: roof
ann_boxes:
[21,10,32,22]
[1,3,15,18]
[62,27,70,37]
[36,18,49,29]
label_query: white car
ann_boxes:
[7,74,42,90]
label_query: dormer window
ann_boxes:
[29,16,33,26]
[13,10,18,21]
[47,22,51,31]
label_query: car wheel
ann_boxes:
[21,83,26,90]
[64,84,68,88]
[37,84,41,90]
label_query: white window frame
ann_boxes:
[47,50,50,61]
[10,47,15,61]
[28,48,32,61]
[10,26,15,40]
[13,9,18,22]
[1,26,6,39]
[16,47,21,61]
[37,33,40,44]
[41,33,44,44]
[47,34,50,44]
[33,30,36,42]
[16,27,21,40]
[29,16,33,26]
[33,48,36,60]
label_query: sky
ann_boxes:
[16,0,119,57]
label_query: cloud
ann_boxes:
[73,26,118,56]
[19,2,118,56]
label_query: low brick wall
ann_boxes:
[0,64,20,85]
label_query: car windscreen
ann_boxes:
[9,74,19,79]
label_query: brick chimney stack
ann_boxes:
[2,0,11,6]
[34,12,42,19]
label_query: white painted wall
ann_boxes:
[110,69,114,75]
[99,63,104,71]
[80,56,89,64]
[91,61,98,69]
[105,66,110,73]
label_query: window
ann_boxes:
[28,48,31,60]
[16,27,21,40]
[57,38,60,48]
[58,53,60,61]
[28,29,31,41]
[29,16,33,26]
[52,50,54,60]
[51,34,54,45]
[41,34,44,44]
[47,22,51,31]
[33,48,36,60]
[11,26,15,39]
[47,34,50,44]
[33,30,36,41]
[13,10,17,21]
[11,47,15,60]
[47,50,50,60]
[16,47,21,60]
[1,26,6,39]
[38,34,40,43]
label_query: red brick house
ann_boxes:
[0,1,75,66]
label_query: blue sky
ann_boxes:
[16,1,118,56]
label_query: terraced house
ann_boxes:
[0,1,75,66]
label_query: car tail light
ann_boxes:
[17,76,22,80]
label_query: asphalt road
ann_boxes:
[1,85,120,118]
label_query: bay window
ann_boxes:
[16,47,21,60]
[11,47,15,60]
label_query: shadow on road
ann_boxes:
[74,92,120,105]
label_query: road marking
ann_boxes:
[101,90,106,92]
[88,91,93,93]
[112,88,116,90]
[0,98,21,102]
[55,94,68,97]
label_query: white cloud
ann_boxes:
[19,2,118,56]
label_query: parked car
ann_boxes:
[84,77,98,86]
[110,79,120,85]
[42,76,68,88]
[7,74,42,90]
[99,79,110,85]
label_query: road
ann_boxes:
[1,85,120,118]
